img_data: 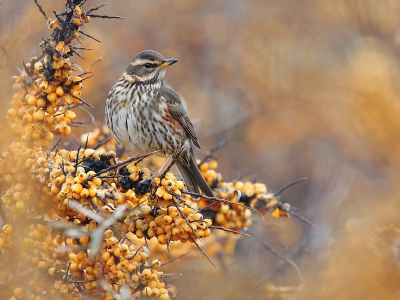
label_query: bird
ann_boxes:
[105,50,214,197]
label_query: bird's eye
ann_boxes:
[144,63,152,68]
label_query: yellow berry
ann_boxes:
[48,267,55,276]
[102,252,110,262]
[37,260,46,269]
[163,192,172,201]
[139,251,148,261]
[151,259,161,269]
[14,287,23,297]
[16,200,26,213]
[44,114,54,124]
[140,205,152,215]
[71,183,83,193]
[47,92,57,102]
[199,162,209,172]
[113,248,122,257]
[36,97,47,107]
[65,110,76,120]
[176,180,184,190]
[152,288,161,297]
[27,95,37,106]
[34,110,45,121]
[157,234,167,245]
[209,160,218,170]
[142,287,152,296]
[163,215,173,225]
[45,132,54,141]
[160,293,170,300]
[83,148,95,157]
[2,224,12,235]
[141,268,151,279]
[56,86,65,96]
[47,105,57,115]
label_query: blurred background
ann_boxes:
[2,0,400,299]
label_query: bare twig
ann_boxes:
[274,177,308,196]
[80,31,102,43]
[209,226,251,237]
[85,3,109,14]
[199,136,230,165]
[290,210,314,226]
[69,92,95,108]
[190,237,217,268]
[34,0,49,20]
[84,151,158,184]
[86,14,124,20]
[182,190,264,220]
[93,137,112,150]
[161,252,189,266]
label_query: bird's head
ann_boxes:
[123,50,178,85]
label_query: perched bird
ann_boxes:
[105,50,214,197]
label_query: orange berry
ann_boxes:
[163,215,172,225]
[140,251,148,261]
[101,251,110,262]
[160,293,170,300]
[71,183,83,193]
[199,162,209,172]
[45,132,54,141]
[16,201,26,213]
[140,205,152,215]
[151,259,161,269]
[34,109,45,121]
[80,188,89,198]
[47,92,57,102]
[142,287,152,296]
[70,262,79,272]
[140,268,151,279]
[56,86,65,96]
[37,261,46,269]
[27,95,37,106]
[14,287,23,296]
[93,267,103,278]
[157,234,167,245]
[113,248,122,257]
[48,267,55,276]
[76,251,87,261]
[36,97,47,107]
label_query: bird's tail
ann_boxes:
[176,157,214,198]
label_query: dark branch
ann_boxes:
[79,31,102,43]
[274,177,308,196]
[86,14,124,20]
[85,3,109,14]
[34,0,49,20]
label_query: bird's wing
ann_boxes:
[159,83,201,149]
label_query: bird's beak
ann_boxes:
[160,58,178,69]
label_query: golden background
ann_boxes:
[1,0,400,299]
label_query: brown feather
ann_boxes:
[159,84,201,149]
[176,157,214,197]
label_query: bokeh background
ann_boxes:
[1,0,400,299]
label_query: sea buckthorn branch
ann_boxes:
[0,1,174,299]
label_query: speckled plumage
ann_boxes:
[105,50,214,197]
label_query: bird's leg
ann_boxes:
[154,154,174,178]
[140,154,173,183]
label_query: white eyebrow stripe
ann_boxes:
[129,59,161,67]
